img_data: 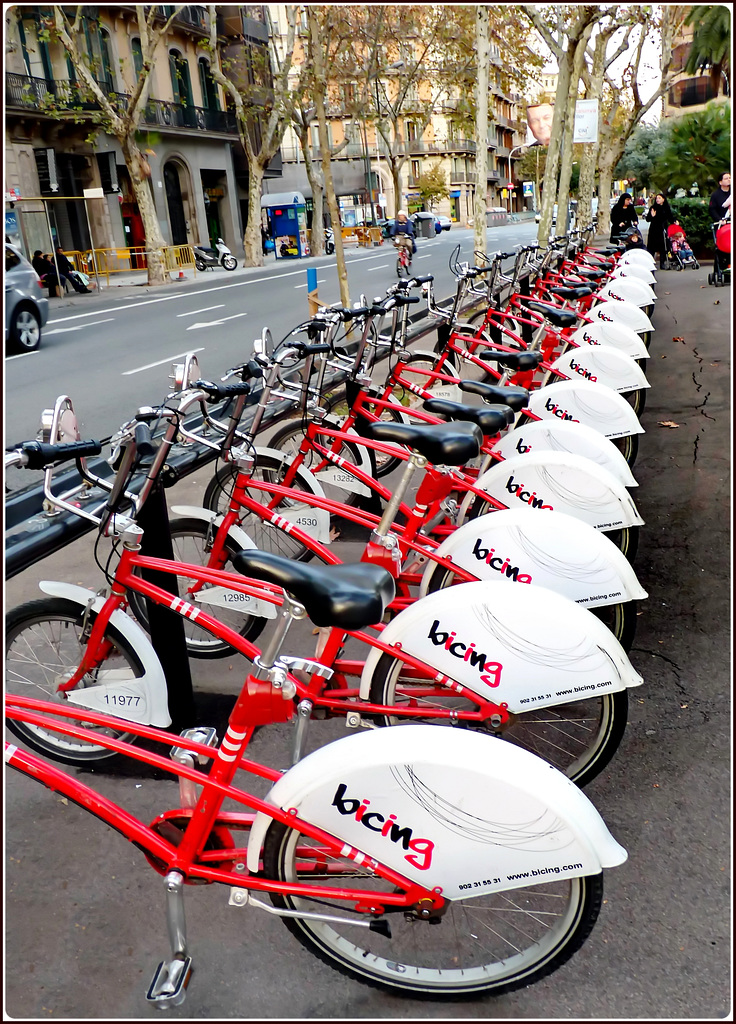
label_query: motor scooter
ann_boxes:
[193,238,238,272]
[324,228,335,255]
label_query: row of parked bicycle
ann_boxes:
[5,225,660,1005]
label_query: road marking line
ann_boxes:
[294,279,326,289]
[186,312,248,331]
[5,350,39,360]
[176,304,225,317]
[367,264,390,271]
[44,318,116,336]
[122,347,205,375]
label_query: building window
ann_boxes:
[411,159,421,180]
[669,76,719,107]
[169,49,193,106]
[198,57,220,110]
[99,28,115,91]
[131,38,143,79]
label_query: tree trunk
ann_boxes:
[596,151,618,238]
[473,6,490,261]
[245,161,265,268]
[296,123,325,256]
[309,8,350,309]
[555,22,595,235]
[120,135,167,286]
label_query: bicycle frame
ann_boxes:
[5,697,436,902]
[39,539,508,730]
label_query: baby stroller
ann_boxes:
[665,223,700,271]
[707,218,730,287]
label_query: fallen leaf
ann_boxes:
[653,783,659,788]
[714,300,720,305]
[680,703,688,709]
[672,336,684,342]
[657,420,680,428]
[700,285,707,288]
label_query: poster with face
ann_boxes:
[526,103,554,146]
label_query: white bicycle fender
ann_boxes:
[612,265,657,286]
[549,344,650,394]
[36,581,171,727]
[471,451,644,530]
[597,277,656,307]
[418,508,648,605]
[245,726,627,899]
[358,579,642,708]
[526,379,644,438]
[619,250,657,270]
[570,322,649,360]
[493,419,638,488]
[589,300,654,335]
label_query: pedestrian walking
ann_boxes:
[610,193,638,243]
[645,193,674,269]
[708,172,731,222]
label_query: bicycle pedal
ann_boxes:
[146,956,192,1007]
[279,656,333,680]
[170,727,219,766]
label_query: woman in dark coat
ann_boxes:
[609,193,639,242]
[645,193,674,268]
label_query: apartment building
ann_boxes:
[662,22,730,120]
[268,8,528,225]
[4,5,281,258]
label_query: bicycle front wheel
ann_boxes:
[267,422,369,507]
[263,820,603,997]
[202,453,325,561]
[368,652,629,788]
[127,518,267,659]
[5,598,138,766]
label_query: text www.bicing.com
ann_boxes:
[507,863,583,880]
[556,681,612,697]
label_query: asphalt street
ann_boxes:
[4,221,538,456]
[4,252,731,1019]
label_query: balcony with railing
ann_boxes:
[6,73,238,134]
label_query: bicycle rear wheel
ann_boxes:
[368,652,629,788]
[5,598,138,766]
[263,820,603,997]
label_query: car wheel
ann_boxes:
[8,303,41,354]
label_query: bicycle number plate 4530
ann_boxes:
[273,504,332,543]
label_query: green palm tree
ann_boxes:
[655,101,731,192]
[684,5,731,96]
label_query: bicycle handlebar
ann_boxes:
[12,439,103,471]
[192,379,252,402]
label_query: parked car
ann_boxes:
[5,243,49,354]
[435,215,452,231]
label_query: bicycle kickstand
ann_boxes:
[146,871,193,1007]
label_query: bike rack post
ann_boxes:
[137,479,195,730]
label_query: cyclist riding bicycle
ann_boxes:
[390,210,417,254]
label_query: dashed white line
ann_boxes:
[176,304,225,317]
[44,317,116,336]
[122,347,205,376]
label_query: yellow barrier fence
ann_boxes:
[57,245,196,285]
